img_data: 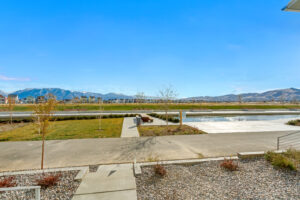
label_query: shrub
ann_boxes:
[265,151,297,171]
[149,113,179,123]
[220,159,238,171]
[287,119,300,126]
[36,174,61,188]
[0,177,16,188]
[0,114,138,123]
[154,164,167,177]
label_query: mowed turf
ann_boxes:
[0,118,123,141]
[138,125,206,137]
[1,103,300,112]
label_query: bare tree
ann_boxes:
[159,85,178,130]
[135,92,146,109]
[7,96,16,125]
[98,97,103,131]
[33,95,57,169]
[238,95,242,104]
[135,92,145,104]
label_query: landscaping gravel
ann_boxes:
[136,158,300,200]
[0,170,80,200]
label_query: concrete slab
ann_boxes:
[185,118,300,133]
[75,164,136,195]
[121,117,139,137]
[73,190,137,200]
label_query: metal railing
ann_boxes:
[277,131,300,150]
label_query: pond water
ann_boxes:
[181,115,300,122]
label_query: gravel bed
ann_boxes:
[0,170,80,200]
[136,158,300,200]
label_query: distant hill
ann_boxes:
[10,88,134,100]
[183,88,300,102]
[2,87,300,102]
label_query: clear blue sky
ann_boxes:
[0,0,299,97]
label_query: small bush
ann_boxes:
[36,174,61,188]
[0,177,16,188]
[0,114,137,123]
[287,119,300,126]
[265,151,297,171]
[149,113,179,123]
[220,159,238,171]
[154,164,167,177]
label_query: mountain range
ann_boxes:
[9,88,133,100]
[0,88,299,102]
[184,88,300,102]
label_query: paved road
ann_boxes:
[1,109,300,118]
[0,131,292,172]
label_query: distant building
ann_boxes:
[46,93,56,101]
[89,96,96,103]
[80,96,88,103]
[25,96,35,104]
[8,94,18,104]
[0,95,6,104]
[36,96,45,104]
[97,97,102,104]
[72,97,80,104]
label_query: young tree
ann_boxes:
[238,95,242,104]
[135,92,145,109]
[159,85,178,130]
[7,96,16,125]
[33,95,57,169]
[98,97,103,131]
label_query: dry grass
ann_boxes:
[138,125,205,137]
[0,118,123,141]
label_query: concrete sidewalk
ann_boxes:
[0,131,291,172]
[73,164,137,200]
[121,117,139,138]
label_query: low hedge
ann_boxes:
[0,114,137,124]
[148,113,180,123]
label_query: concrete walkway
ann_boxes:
[73,164,137,200]
[0,131,294,172]
[121,117,139,138]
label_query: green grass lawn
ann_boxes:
[1,103,300,112]
[0,118,123,141]
[138,125,206,137]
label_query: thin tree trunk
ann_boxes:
[41,132,45,169]
[166,109,168,130]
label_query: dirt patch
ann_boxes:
[0,123,27,132]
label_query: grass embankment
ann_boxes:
[138,125,206,137]
[1,103,300,112]
[287,119,300,126]
[0,118,123,141]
